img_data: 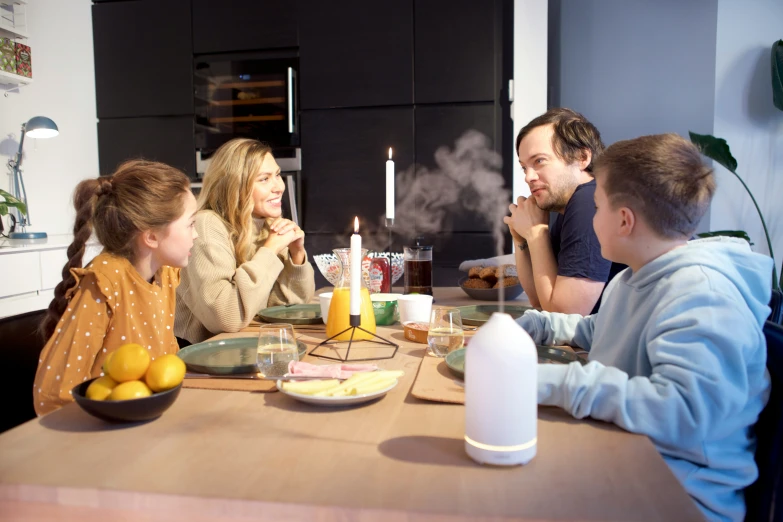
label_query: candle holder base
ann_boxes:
[309,327,399,362]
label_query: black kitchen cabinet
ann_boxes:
[414,103,503,233]
[192,0,297,54]
[97,117,196,178]
[414,0,498,104]
[298,0,413,109]
[300,107,414,235]
[92,0,193,118]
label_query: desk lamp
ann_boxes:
[7,116,59,239]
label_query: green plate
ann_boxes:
[445,345,585,380]
[456,304,532,326]
[178,336,307,375]
[257,304,323,325]
[445,348,466,380]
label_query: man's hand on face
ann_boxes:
[503,195,549,242]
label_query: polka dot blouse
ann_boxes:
[33,252,180,415]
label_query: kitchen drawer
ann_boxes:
[39,246,102,291]
[0,252,41,298]
[40,249,68,291]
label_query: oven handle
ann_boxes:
[287,67,295,134]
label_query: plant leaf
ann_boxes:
[773,39,783,111]
[0,203,7,216]
[688,132,738,173]
[0,188,27,215]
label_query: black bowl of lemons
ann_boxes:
[72,344,185,423]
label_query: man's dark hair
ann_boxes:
[516,108,605,172]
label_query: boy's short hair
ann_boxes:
[516,108,605,172]
[593,133,715,239]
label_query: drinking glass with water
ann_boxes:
[257,323,299,377]
[427,308,464,357]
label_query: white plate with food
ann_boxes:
[275,371,402,406]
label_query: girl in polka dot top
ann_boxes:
[34,160,199,415]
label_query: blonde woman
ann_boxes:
[175,138,315,345]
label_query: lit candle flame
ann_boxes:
[389,147,393,160]
[354,216,359,234]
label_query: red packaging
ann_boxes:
[370,257,391,293]
[15,42,31,78]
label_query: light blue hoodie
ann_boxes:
[518,237,772,521]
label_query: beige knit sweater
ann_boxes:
[175,210,315,343]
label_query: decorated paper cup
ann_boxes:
[370,293,401,326]
[318,292,333,325]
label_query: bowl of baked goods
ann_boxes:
[459,264,523,301]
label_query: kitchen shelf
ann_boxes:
[0,69,32,85]
[0,1,27,39]
[213,80,284,89]
[0,21,25,39]
[209,97,285,106]
[209,115,285,123]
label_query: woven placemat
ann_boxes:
[410,355,465,404]
[182,377,278,393]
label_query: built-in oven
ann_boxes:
[193,50,301,223]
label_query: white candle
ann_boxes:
[350,216,362,316]
[386,147,395,220]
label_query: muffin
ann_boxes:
[468,266,484,279]
[478,266,499,285]
[463,277,492,289]
[493,276,520,288]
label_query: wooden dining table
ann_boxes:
[0,287,703,521]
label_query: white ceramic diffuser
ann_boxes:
[465,312,537,466]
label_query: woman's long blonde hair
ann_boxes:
[198,138,272,265]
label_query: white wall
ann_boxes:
[0,0,98,236]
[511,0,547,203]
[711,0,783,272]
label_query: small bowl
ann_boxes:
[458,277,524,302]
[371,293,401,326]
[403,321,429,344]
[72,378,182,423]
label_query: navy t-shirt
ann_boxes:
[549,179,623,314]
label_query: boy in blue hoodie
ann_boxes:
[517,133,772,521]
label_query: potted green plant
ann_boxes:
[0,188,27,234]
[687,40,783,292]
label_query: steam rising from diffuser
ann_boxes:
[344,130,510,252]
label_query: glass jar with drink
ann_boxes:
[403,244,433,296]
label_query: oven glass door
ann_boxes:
[194,54,298,167]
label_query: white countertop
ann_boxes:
[0,234,100,254]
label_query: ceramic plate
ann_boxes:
[445,345,585,380]
[275,379,398,406]
[178,337,307,375]
[445,348,466,379]
[257,304,323,325]
[456,304,532,326]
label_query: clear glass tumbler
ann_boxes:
[427,308,464,357]
[257,323,299,377]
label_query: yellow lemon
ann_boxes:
[145,354,186,392]
[108,380,153,401]
[106,343,150,382]
[85,375,118,401]
[102,351,115,374]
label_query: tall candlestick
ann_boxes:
[386,148,395,221]
[350,217,362,316]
